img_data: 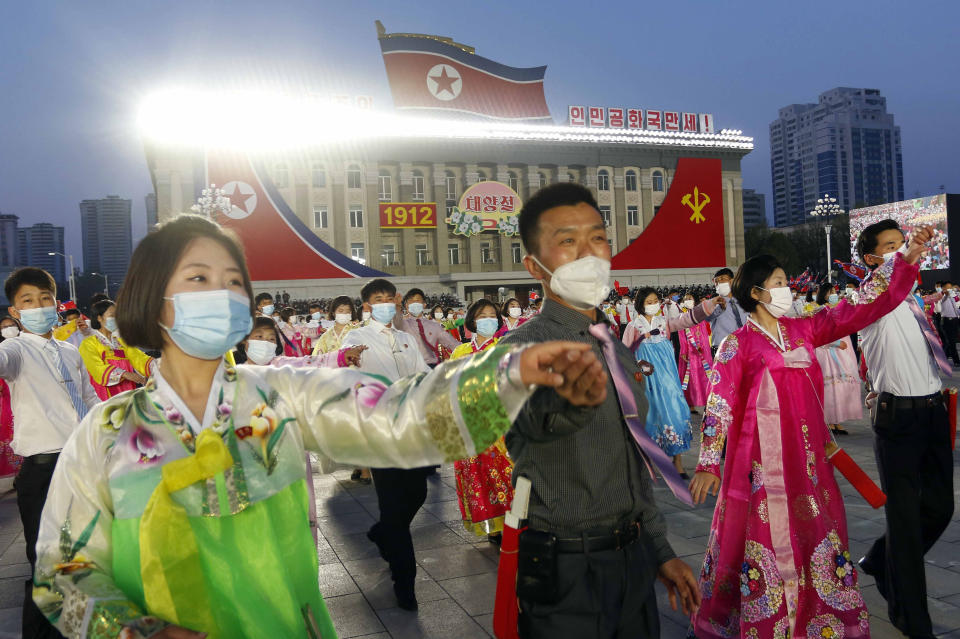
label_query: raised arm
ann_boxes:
[808,253,918,348]
[0,340,23,380]
[665,298,717,333]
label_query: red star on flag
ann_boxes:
[429,66,459,97]
[228,187,251,212]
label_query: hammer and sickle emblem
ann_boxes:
[681,187,710,224]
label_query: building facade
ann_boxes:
[742,188,767,228]
[770,87,904,227]
[145,192,158,229]
[147,130,751,302]
[79,195,133,293]
[18,223,66,284]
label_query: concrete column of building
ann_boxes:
[432,163,450,271]
[525,165,540,200]
[640,174,655,228]
[396,163,417,276]
[465,164,479,186]
[723,178,736,265]
[557,166,569,182]
[364,163,381,273]
[293,165,309,227]
[731,176,745,265]
[612,169,628,252]
[496,164,510,184]
[331,166,347,259]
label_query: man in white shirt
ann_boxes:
[398,288,461,367]
[938,280,960,365]
[341,279,431,611]
[855,220,953,639]
[1,268,99,638]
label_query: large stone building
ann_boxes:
[146,125,753,301]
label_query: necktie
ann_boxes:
[47,340,89,421]
[589,323,694,506]
[416,318,438,362]
[731,299,743,328]
[906,296,953,375]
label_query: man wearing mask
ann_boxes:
[500,183,699,639]
[341,279,432,611]
[938,281,960,366]
[615,295,634,334]
[706,267,745,354]
[254,292,275,318]
[398,288,462,366]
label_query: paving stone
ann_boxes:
[325,530,381,562]
[0,563,30,579]
[360,575,448,611]
[317,511,376,537]
[866,615,911,638]
[421,499,464,521]
[417,544,497,581]
[376,597,489,639]
[323,592,384,638]
[410,523,467,552]
[929,595,960,633]
[471,612,494,638]
[0,577,24,609]
[0,605,21,639]
[318,561,360,598]
[438,572,498,616]
[924,563,960,598]
[409,510,442,529]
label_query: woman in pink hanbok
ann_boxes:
[813,284,862,435]
[678,292,714,410]
[688,232,929,639]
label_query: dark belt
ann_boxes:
[555,521,641,554]
[24,453,60,466]
[880,392,943,412]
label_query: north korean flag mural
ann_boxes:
[378,24,551,122]
[611,158,726,270]
[205,151,385,280]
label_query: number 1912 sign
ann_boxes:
[378,203,438,229]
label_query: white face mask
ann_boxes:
[245,339,277,365]
[759,286,793,318]
[682,299,694,310]
[716,282,732,297]
[870,243,906,264]
[434,312,444,320]
[407,302,424,317]
[335,313,352,325]
[0,326,19,339]
[644,303,661,316]
[361,310,372,321]
[532,255,611,310]
[508,307,522,318]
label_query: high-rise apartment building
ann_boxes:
[79,195,132,292]
[18,223,66,283]
[145,192,158,229]
[742,189,767,228]
[770,87,904,227]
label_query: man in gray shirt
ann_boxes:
[501,183,699,639]
[707,267,746,352]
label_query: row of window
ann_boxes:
[278,164,666,196]
[349,241,524,267]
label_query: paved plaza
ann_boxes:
[0,407,958,638]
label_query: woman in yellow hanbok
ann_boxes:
[78,298,153,400]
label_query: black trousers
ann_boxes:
[518,539,659,639]
[14,455,65,639]
[369,467,431,587]
[941,316,959,364]
[864,395,955,636]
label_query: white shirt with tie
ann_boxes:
[0,332,99,456]
[341,320,429,383]
[860,298,943,397]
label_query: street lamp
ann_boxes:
[48,251,76,302]
[808,194,845,283]
[91,272,109,296]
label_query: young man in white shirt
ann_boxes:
[398,288,462,367]
[1,268,99,638]
[341,278,431,612]
[855,220,953,639]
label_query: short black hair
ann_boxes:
[732,254,783,313]
[255,292,273,306]
[714,268,734,280]
[403,288,426,304]
[464,298,502,334]
[116,215,255,351]
[5,267,56,302]
[361,278,396,302]
[500,297,522,316]
[235,316,284,363]
[431,304,445,318]
[633,287,659,314]
[327,295,357,321]
[89,299,115,330]
[518,183,600,255]
[816,283,836,306]
[856,219,902,267]
[309,303,322,311]
[63,309,81,320]
[89,293,109,307]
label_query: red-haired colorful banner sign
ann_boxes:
[611,158,725,270]
[205,152,386,280]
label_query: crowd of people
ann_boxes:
[0,182,953,639]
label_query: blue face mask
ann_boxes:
[311,311,322,321]
[671,295,679,302]
[371,302,396,325]
[161,290,253,360]
[475,317,499,337]
[827,294,839,305]
[19,306,58,335]
[260,304,275,316]
[104,317,118,332]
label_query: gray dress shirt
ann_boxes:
[500,298,676,565]
[707,295,746,347]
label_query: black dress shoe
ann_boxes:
[394,582,418,611]
[858,556,887,599]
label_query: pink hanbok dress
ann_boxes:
[690,255,916,639]
[0,380,20,477]
[814,331,862,424]
[679,318,714,407]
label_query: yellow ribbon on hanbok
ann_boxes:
[140,428,234,630]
